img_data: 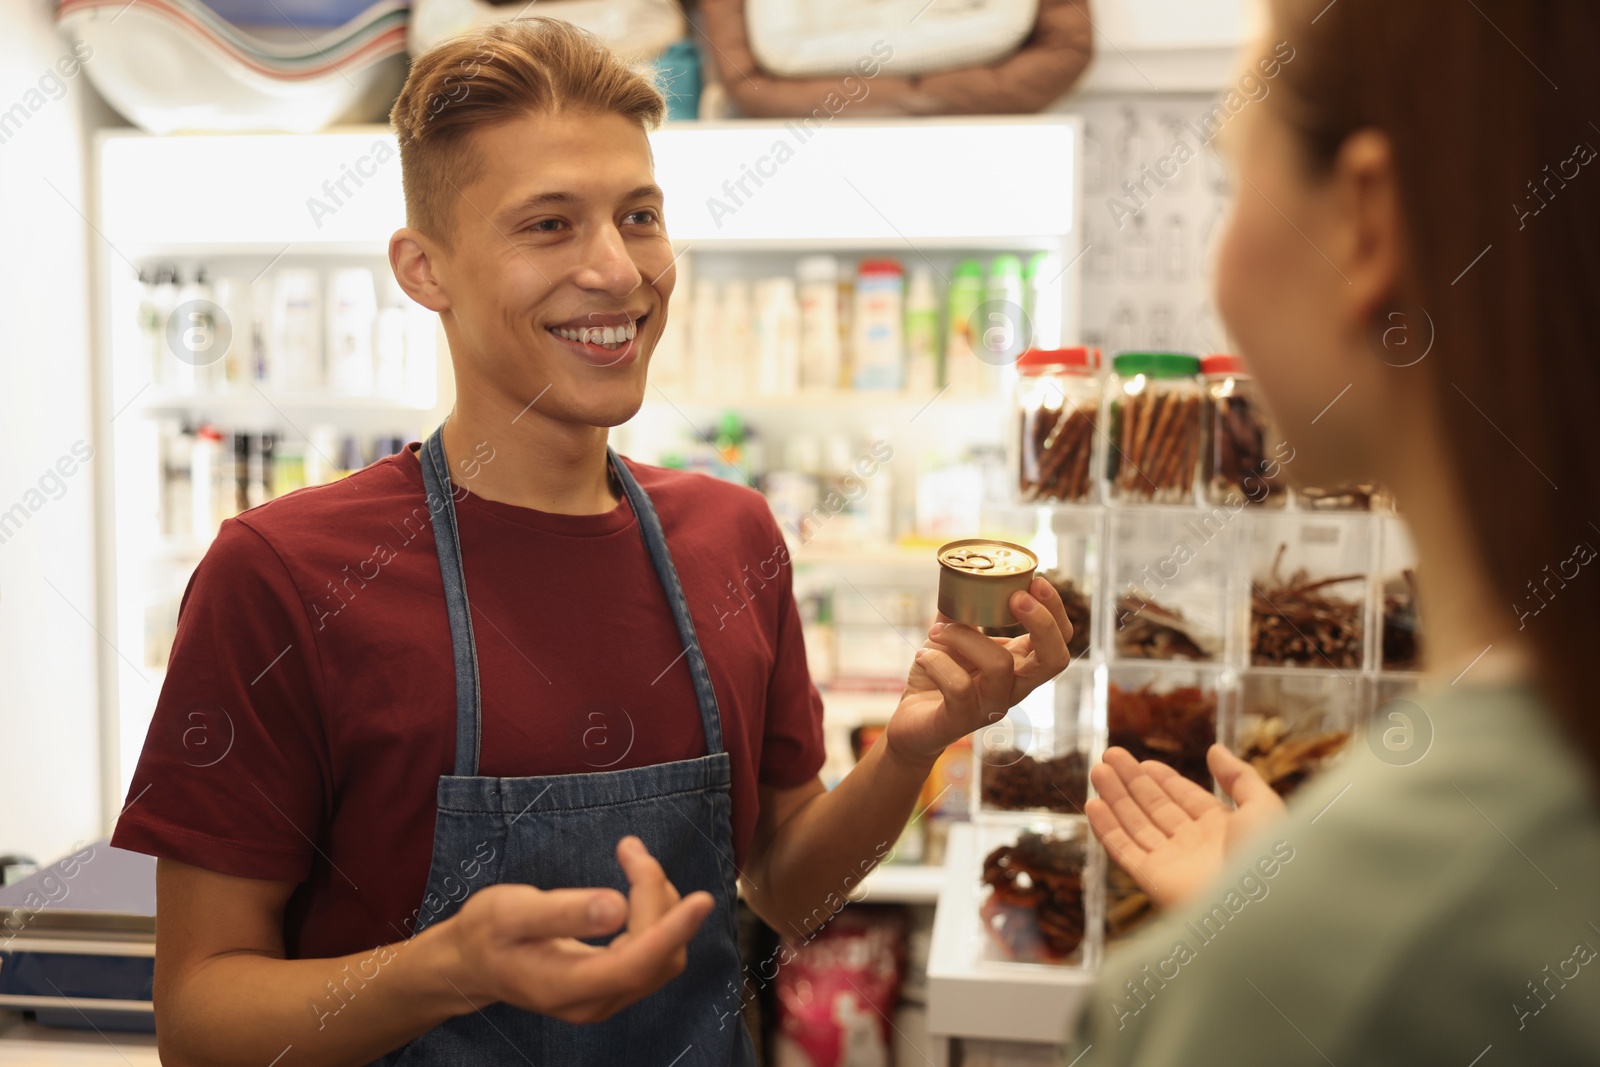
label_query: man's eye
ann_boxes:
[524,219,564,233]
[625,210,661,226]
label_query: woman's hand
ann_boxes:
[1085,744,1286,909]
[884,576,1074,769]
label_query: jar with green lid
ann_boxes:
[1104,352,1202,504]
[1200,353,1288,508]
[1014,346,1103,504]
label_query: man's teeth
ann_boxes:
[552,321,637,349]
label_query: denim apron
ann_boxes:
[373,426,755,1066]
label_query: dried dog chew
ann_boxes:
[1236,715,1352,797]
[1020,401,1097,503]
[1207,391,1283,503]
[981,749,1088,812]
[1250,543,1365,668]
[980,831,1087,963]
[1104,858,1157,941]
[1382,568,1421,670]
[1112,389,1202,501]
[1107,682,1217,790]
[1114,592,1219,661]
[1043,570,1092,658]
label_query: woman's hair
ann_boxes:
[389,18,667,249]
[1271,0,1600,774]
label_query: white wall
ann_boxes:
[0,0,107,866]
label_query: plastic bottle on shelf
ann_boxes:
[306,424,341,485]
[943,259,986,396]
[249,432,275,509]
[326,268,378,396]
[689,278,722,398]
[851,259,904,391]
[754,276,801,396]
[170,267,221,395]
[973,253,1025,390]
[719,279,753,397]
[271,268,323,392]
[903,266,940,394]
[272,435,307,498]
[1023,251,1063,352]
[159,422,193,543]
[403,301,439,405]
[208,275,253,392]
[796,255,842,392]
[190,425,224,544]
[374,273,408,399]
[766,438,821,545]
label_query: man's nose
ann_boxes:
[573,224,643,297]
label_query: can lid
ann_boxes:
[1200,353,1248,376]
[1112,351,1201,378]
[936,539,1038,576]
[857,258,904,275]
[1017,346,1101,374]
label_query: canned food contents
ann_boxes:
[936,539,1039,630]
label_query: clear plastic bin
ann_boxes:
[971,667,1097,817]
[1378,514,1423,671]
[1107,508,1228,663]
[1105,663,1222,791]
[1241,512,1373,671]
[975,818,1102,969]
[1224,670,1364,797]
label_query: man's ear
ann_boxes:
[389,228,451,313]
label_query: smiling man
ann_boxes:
[110,19,1073,1067]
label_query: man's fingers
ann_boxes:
[582,890,714,991]
[912,647,981,718]
[1208,745,1278,809]
[1008,577,1072,679]
[489,884,628,943]
[618,835,679,932]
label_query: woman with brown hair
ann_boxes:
[1080,0,1600,1061]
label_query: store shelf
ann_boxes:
[134,389,435,417]
[927,823,1094,1046]
[820,688,902,730]
[644,389,1002,411]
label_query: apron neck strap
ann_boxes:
[419,425,726,777]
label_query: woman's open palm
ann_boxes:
[1085,744,1286,910]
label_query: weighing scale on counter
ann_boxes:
[0,840,155,1033]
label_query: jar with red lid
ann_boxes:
[1200,353,1289,508]
[1013,346,1102,504]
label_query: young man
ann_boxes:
[111,19,1072,1066]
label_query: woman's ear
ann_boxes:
[389,228,451,313]
[1329,129,1406,332]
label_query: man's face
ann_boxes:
[427,109,675,428]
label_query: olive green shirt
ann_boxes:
[1069,680,1600,1065]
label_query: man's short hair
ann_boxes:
[389,18,667,249]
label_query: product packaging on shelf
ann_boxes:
[1014,347,1102,505]
[975,818,1102,970]
[1104,351,1203,504]
[1243,512,1373,671]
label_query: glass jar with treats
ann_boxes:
[1104,352,1202,504]
[1200,353,1288,508]
[1014,346,1102,504]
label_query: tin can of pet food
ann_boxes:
[936,539,1039,630]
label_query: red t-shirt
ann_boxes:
[110,443,825,959]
